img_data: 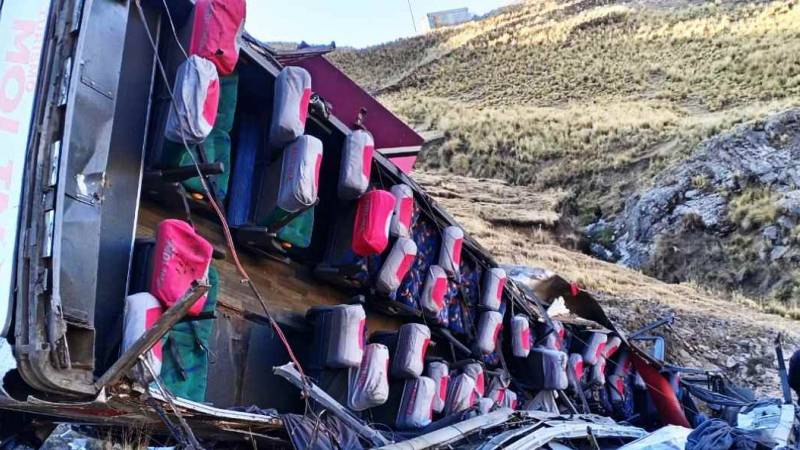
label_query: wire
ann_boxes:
[161,0,189,60]
[406,0,418,33]
[140,355,203,449]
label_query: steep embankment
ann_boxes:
[331,0,800,218]
[416,170,800,395]
[613,109,800,313]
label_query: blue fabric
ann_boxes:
[446,281,466,334]
[447,260,483,335]
[610,376,636,421]
[686,418,777,450]
[460,261,482,325]
[394,211,441,311]
[282,414,365,450]
[482,351,501,366]
[227,115,260,227]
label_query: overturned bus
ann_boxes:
[0,0,796,448]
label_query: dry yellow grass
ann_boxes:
[330,0,800,215]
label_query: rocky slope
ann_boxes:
[608,109,800,310]
[416,170,800,396]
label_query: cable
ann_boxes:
[161,0,189,60]
[406,0,418,33]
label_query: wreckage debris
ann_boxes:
[1,0,799,449]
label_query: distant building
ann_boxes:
[427,8,473,29]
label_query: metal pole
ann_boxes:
[406,0,417,32]
[775,333,793,404]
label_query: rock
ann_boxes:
[777,215,796,230]
[613,109,800,300]
[777,190,800,216]
[771,245,789,261]
[589,242,615,262]
[616,109,800,268]
[762,225,779,241]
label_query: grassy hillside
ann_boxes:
[330,0,800,217]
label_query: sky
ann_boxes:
[248,1,515,49]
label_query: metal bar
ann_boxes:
[586,426,600,450]
[560,390,580,415]
[436,328,472,356]
[146,162,224,183]
[504,422,647,450]
[629,313,674,339]
[273,363,391,447]
[377,408,515,450]
[94,282,209,390]
[140,356,204,450]
[477,421,546,450]
[775,333,793,404]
